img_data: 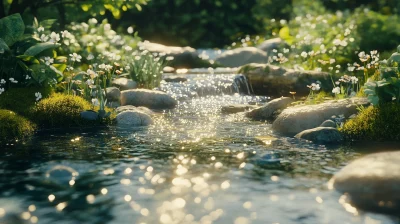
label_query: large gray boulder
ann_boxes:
[272,98,370,136]
[112,78,137,90]
[257,38,285,53]
[238,63,332,97]
[116,110,152,126]
[330,151,400,214]
[106,87,121,102]
[246,97,293,120]
[138,41,213,68]
[215,47,269,67]
[294,127,343,144]
[120,89,177,109]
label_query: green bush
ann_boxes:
[0,87,53,116]
[0,109,36,143]
[31,93,93,128]
[340,103,400,141]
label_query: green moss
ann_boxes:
[340,103,400,141]
[0,109,36,143]
[32,93,93,128]
[0,87,54,116]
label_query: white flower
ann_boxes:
[40,34,49,42]
[35,92,42,101]
[124,46,132,51]
[69,53,82,62]
[87,69,98,79]
[49,32,60,44]
[43,56,54,66]
[332,87,341,94]
[127,26,134,34]
[335,81,340,85]
[89,18,98,25]
[104,24,111,31]
[92,98,99,106]
[350,76,358,84]
[329,59,336,64]
[358,51,370,62]
[37,26,44,32]
[125,65,131,70]
[283,48,290,53]
[98,64,106,69]
[348,66,355,72]
[87,54,95,60]
[0,79,5,84]
[86,79,94,85]
[0,88,4,94]
[9,78,18,83]
[307,83,320,91]
[105,65,113,71]
[25,75,31,80]
[61,30,71,39]
[301,51,308,58]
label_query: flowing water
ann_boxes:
[0,69,399,224]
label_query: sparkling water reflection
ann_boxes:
[0,70,399,224]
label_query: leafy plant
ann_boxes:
[127,51,165,89]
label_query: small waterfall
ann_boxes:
[233,74,253,95]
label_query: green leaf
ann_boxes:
[24,43,60,56]
[16,55,40,64]
[0,38,10,53]
[52,64,67,73]
[278,26,294,45]
[0,14,25,46]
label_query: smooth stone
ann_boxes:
[320,120,336,128]
[215,47,269,67]
[257,38,285,53]
[115,105,154,115]
[112,78,137,90]
[116,110,153,126]
[80,110,98,121]
[221,104,258,114]
[106,87,121,102]
[295,127,343,144]
[120,89,177,109]
[163,66,175,73]
[272,98,370,136]
[238,63,332,97]
[246,97,293,121]
[330,151,400,214]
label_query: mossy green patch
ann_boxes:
[0,109,36,143]
[340,103,400,141]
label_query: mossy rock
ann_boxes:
[0,87,53,116]
[340,103,400,141]
[0,109,36,143]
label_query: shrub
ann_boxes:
[0,87,53,116]
[0,110,36,143]
[340,103,400,141]
[31,93,93,128]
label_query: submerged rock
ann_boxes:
[116,110,152,126]
[295,127,343,144]
[120,89,177,109]
[238,63,332,97]
[246,97,293,121]
[163,76,188,83]
[112,78,137,90]
[272,98,370,136]
[215,47,269,67]
[106,87,121,102]
[221,104,258,114]
[330,151,400,214]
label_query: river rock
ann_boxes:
[246,97,293,120]
[164,76,188,83]
[272,98,370,136]
[80,110,98,121]
[106,87,120,102]
[116,110,152,126]
[120,89,177,109]
[221,104,258,114]
[112,78,137,90]
[330,151,400,214]
[115,105,154,115]
[295,127,343,144]
[320,120,336,128]
[138,41,213,68]
[257,38,285,53]
[238,63,332,97]
[215,47,269,67]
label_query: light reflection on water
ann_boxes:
[0,71,399,224]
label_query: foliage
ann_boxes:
[0,109,36,143]
[127,51,165,89]
[0,86,53,116]
[340,104,400,141]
